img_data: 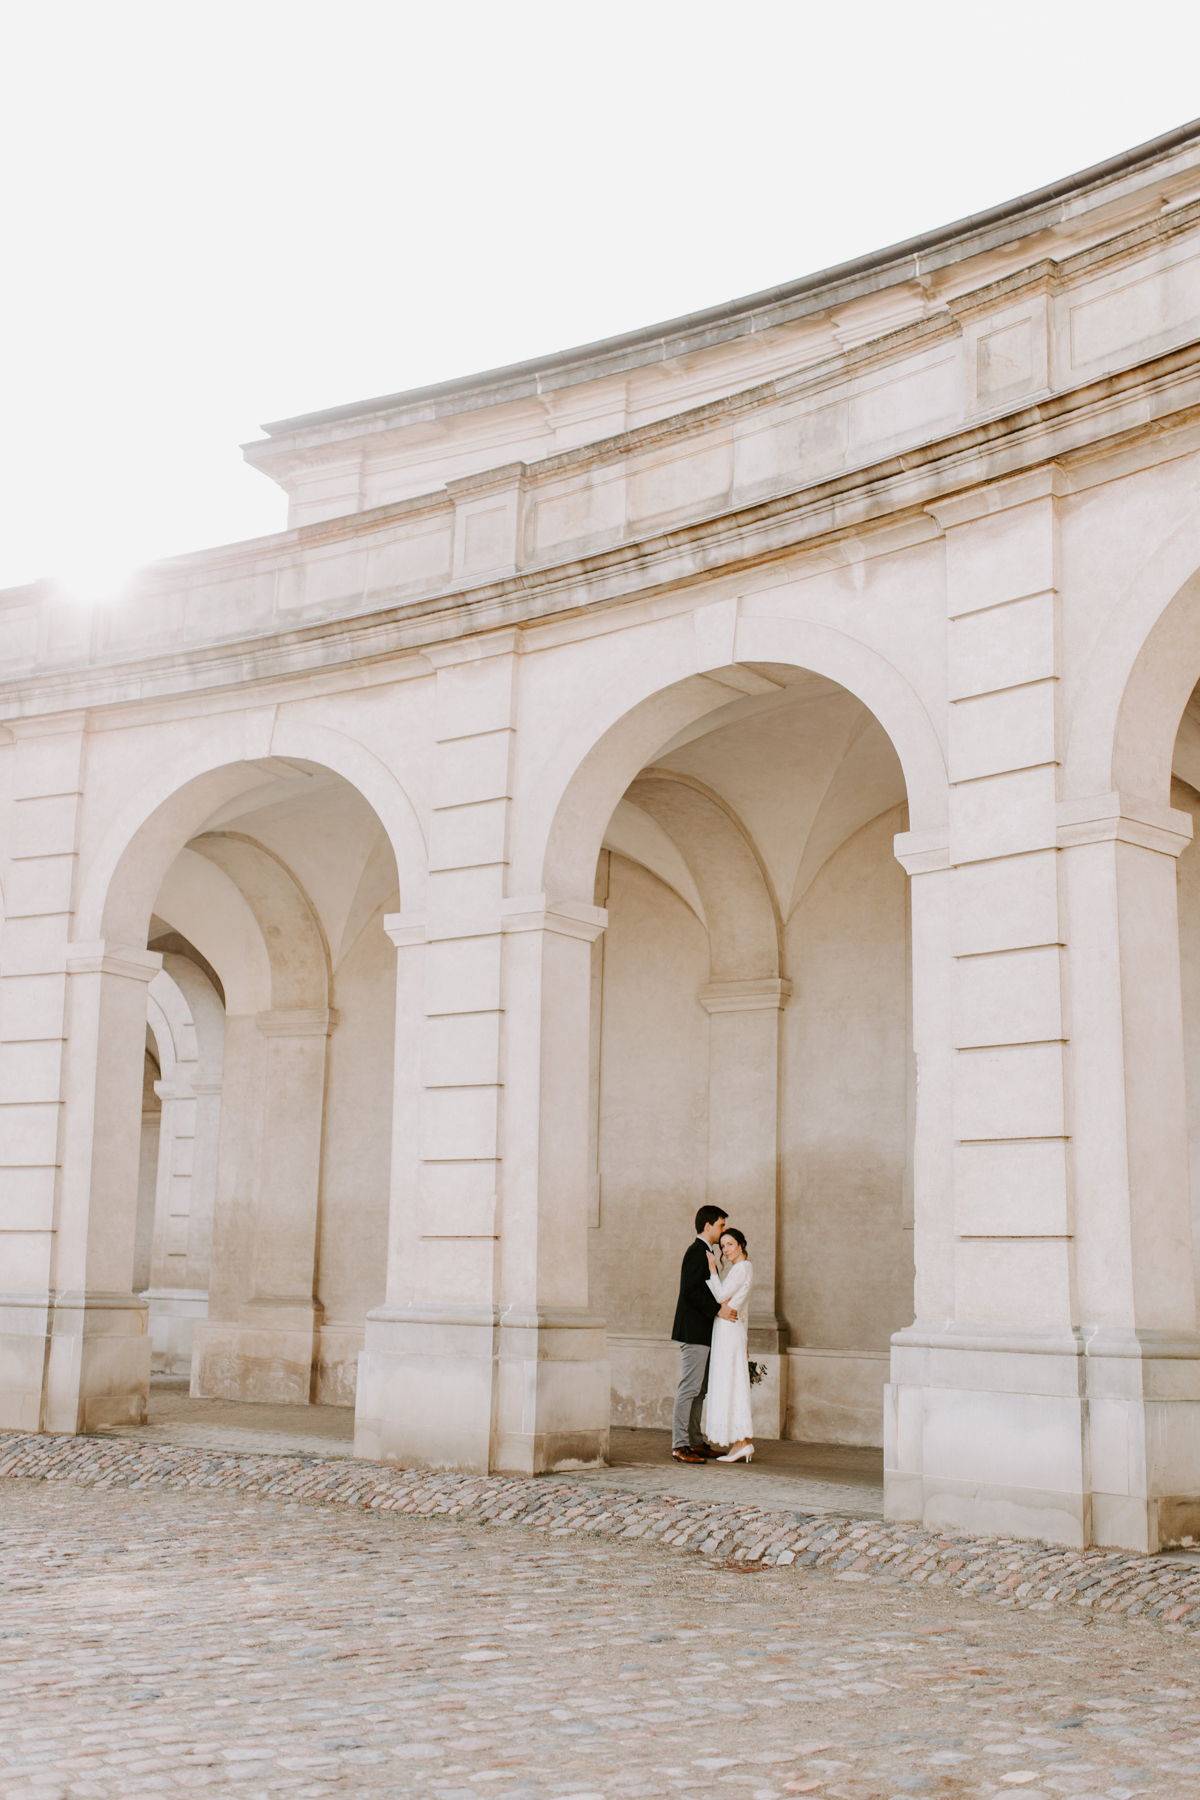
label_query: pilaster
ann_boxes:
[889,468,1200,1550]
[191,1007,334,1404]
[356,634,609,1472]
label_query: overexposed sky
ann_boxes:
[2,0,1199,597]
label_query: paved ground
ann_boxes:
[2,1479,1198,1800]
[97,1384,883,1519]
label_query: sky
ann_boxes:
[2,0,1200,598]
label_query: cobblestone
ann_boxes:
[4,1474,1200,1800]
[2,1434,1200,1634]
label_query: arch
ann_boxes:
[602,800,707,926]
[146,966,198,1082]
[625,776,779,980]
[153,849,274,1015]
[186,835,328,1011]
[532,607,944,904]
[77,722,426,944]
[1064,508,1200,805]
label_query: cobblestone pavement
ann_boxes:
[3,1479,1200,1800]
[4,1435,1200,1635]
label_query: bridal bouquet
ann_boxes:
[747,1360,768,1386]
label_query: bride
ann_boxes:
[702,1227,754,1463]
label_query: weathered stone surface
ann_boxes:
[3,1473,1200,1800]
[4,1434,1200,1636]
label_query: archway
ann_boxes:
[564,653,919,1452]
[89,755,405,1411]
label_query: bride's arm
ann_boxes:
[706,1267,732,1302]
[728,1264,752,1313]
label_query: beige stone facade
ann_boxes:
[7,122,1200,1552]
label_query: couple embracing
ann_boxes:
[670,1204,755,1465]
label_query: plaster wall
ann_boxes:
[588,855,710,1423]
[781,805,913,1358]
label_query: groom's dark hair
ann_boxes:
[695,1205,728,1232]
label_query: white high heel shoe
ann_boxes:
[716,1442,754,1463]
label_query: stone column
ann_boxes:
[887,467,1200,1552]
[191,1008,333,1403]
[494,896,609,1474]
[0,717,167,1433]
[1060,796,1200,1550]
[356,634,608,1473]
[43,941,162,1432]
[699,976,790,1437]
[0,720,88,1431]
[145,1069,220,1375]
[356,638,517,1470]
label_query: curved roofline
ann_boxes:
[261,115,1200,439]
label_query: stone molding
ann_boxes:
[893,1321,1200,1359]
[500,896,608,943]
[892,829,951,875]
[64,943,163,983]
[1056,792,1194,856]
[697,978,792,1013]
[365,1302,500,1329]
[12,339,1200,722]
[254,1008,337,1038]
[382,910,426,948]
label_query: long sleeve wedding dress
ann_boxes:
[701,1259,753,1446]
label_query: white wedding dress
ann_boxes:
[702,1258,754,1445]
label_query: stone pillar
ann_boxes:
[191,1008,333,1403]
[1060,796,1200,1550]
[356,639,517,1470]
[0,721,88,1431]
[145,1070,220,1375]
[699,976,790,1438]
[0,718,167,1433]
[887,468,1200,1552]
[356,635,608,1472]
[43,942,162,1432]
[494,896,610,1473]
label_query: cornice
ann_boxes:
[251,119,1200,446]
[6,337,1200,724]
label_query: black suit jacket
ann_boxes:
[672,1238,720,1345]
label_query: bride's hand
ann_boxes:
[706,1250,718,1274]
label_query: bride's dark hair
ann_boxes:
[721,1227,748,1254]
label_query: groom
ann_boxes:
[670,1204,732,1464]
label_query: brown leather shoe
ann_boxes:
[692,1445,722,1459]
[672,1448,705,1464]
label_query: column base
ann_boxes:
[354,1303,610,1473]
[144,1288,208,1377]
[887,1323,1200,1552]
[0,1292,53,1431]
[191,1299,320,1404]
[495,1309,609,1473]
[42,1292,151,1434]
[355,1303,500,1471]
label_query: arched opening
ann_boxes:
[102,756,402,1408]
[576,662,916,1448]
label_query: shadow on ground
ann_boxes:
[92,1376,883,1517]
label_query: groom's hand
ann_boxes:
[719,1304,738,1320]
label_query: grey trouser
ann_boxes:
[672,1342,710,1449]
